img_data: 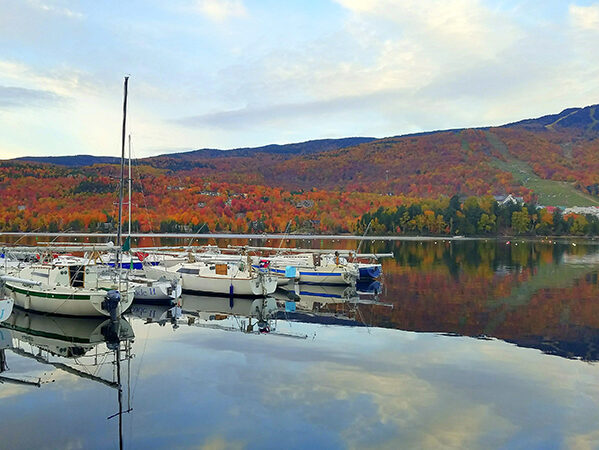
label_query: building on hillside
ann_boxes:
[295,200,315,209]
[563,206,599,218]
[493,194,524,206]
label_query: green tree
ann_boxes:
[477,213,496,234]
[570,215,589,235]
[511,207,530,235]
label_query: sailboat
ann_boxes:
[0,77,135,317]
[145,259,278,296]
[252,252,360,285]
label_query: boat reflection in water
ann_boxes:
[0,307,135,449]
[0,296,14,324]
[128,303,182,329]
[178,294,303,337]
[273,282,392,326]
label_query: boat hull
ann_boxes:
[267,266,356,285]
[181,274,276,296]
[132,280,181,303]
[358,264,382,279]
[145,265,277,296]
[4,282,134,317]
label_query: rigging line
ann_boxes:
[185,223,207,252]
[355,220,373,256]
[130,144,156,245]
[278,220,293,250]
[130,322,150,403]
[355,303,371,335]
[12,226,42,246]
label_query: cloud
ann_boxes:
[334,0,520,57]
[0,85,63,108]
[173,92,396,129]
[195,0,247,22]
[173,0,534,135]
[569,4,599,30]
[1,1,599,157]
[25,0,84,19]
[0,59,95,98]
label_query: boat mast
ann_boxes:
[116,76,129,270]
[128,134,132,238]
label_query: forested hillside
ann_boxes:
[2,104,599,235]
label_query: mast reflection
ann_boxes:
[0,308,135,449]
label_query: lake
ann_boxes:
[1,237,599,449]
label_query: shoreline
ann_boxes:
[1,232,597,242]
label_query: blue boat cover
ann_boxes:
[285,301,296,312]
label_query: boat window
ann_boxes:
[31,271,50,278]
[69,265,85,287]
[176,268,199,275]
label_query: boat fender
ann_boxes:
[229,285,234,307]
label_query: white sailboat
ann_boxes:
[1,257,134,317]
[145,260,278,296]
[253,252,359,285]
[0,77,135,317]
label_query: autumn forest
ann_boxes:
[2,104,599,236]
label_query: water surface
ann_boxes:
[1,239,599,449]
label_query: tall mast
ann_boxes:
[128,134,132,238]
[116,76,129,269]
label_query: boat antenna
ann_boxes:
[116,76,129,272]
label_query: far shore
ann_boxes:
[1,232,597,243]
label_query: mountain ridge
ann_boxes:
[9,103,599,168]
[12,137,377,167]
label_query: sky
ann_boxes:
[0,0,598,158]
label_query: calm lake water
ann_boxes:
[1,237,599,449]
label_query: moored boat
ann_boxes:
[1,260,134,317]
[254,252,359,285]
[145,260,277,296]
[129,275,182,303]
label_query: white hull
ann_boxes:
[268,265,357,285]
[145,264,277,296]
[4,282,134,317]
[133,280,182,302]
[255,254,359,285]
[182,274,274,296]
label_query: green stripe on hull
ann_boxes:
[6,284,92,300]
